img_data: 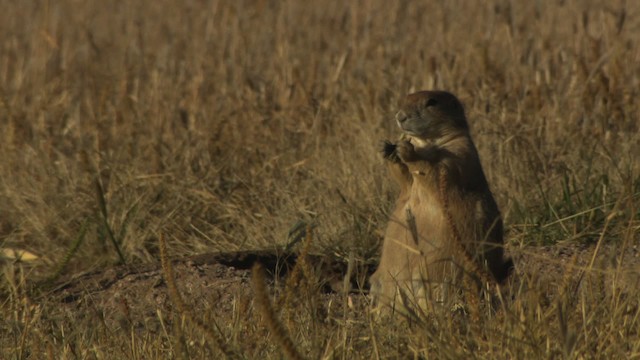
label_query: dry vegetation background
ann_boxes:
[0,0,639,358]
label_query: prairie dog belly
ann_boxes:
[405,182,448,255]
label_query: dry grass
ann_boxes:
[1,0,639,358]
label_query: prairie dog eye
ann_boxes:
[425,98,438,107]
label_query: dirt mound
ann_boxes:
[40,251,369,338]
[27,242,638,358]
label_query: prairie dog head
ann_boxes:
[395,91,468,144]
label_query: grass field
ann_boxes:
[1,0,639,358]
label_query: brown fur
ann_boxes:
[370,90,513,312]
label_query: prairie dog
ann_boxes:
[370,90,513,311]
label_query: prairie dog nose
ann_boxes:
[395,110,407,124]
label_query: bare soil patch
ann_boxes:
[33,240,638,358]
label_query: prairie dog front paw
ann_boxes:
[396,140,417,162]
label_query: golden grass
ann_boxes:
[1,0,639,358]
[252,262,304,360]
